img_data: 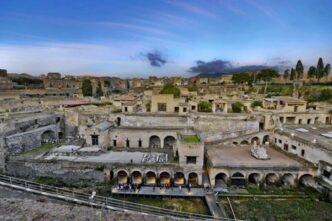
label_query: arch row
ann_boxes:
[113,170,200,186]
[213,171,315,187]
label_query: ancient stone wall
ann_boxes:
[6,160,104,185]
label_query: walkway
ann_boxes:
[205,192,228,218]
[112,186,205,197]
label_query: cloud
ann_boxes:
[139,50,168,67]
[164,0,216,18]
[189,59,233,73]
[188,59,288,73]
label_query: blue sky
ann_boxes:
[0,0,332,77]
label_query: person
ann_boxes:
[189,183,192,192]
[179,185,182,192]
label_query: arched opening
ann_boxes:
[231,172,245,186]
[265,173,278,185]
[232,141,238,145]
[149,135,161,148]
[262,135,270,145]
[314,117,319,124]
[145,171,157,185]
[299,174,315,187]
[117,170,128,184]
[116,117,121,127]
[174,172,185,186]
[215,173,228,188]
[164,136,176,149]
[282,173,295,186]
[41,130,56,144]
[159,172,171,186]
[131,171,142,185]
[251,137,260,145]
[240,140,249,145]
[188,172,198,186]
[248,173,261,185]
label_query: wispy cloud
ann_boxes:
[164,0,216,18]
[246,0,285,26]
[219,0,247,16]
[10,12,173,36]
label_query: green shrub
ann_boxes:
[232,102,243,113]
[159,83,181,97]
[251,100,263,108]
[198,101,212,112]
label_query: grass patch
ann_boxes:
[113,196,210,215]
[246,186,320,198]
[224,197,332,221]
[183,135,200,143]
[19,143,54,158]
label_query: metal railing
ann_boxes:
[0,174,240,221]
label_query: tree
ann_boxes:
[295,60,304,79]
[198,101,212,112]
[231,102,243,113]
[324,64,331,79]
[96,81,103,97]
[231,72,252,85]
[257,68,279,94]
[283,69,290,80]
[290,68,296,81]
[82,79,92,96]
[251,100,263,108]
[307,66,316,79]
[159,83,181,97]
[316,57,325,80]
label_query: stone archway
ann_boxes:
[149,135,161,148]
[251,137,260,145]
[263,135,270,144]
[145,171,157,185]
[248,173,261,185]
[117,170,128,184]
[282,173,295,186]
[299,174,315,187]
[41,130,56,144]
[174,172,185,186]
[265,173,278,185]
[131,171,143,185]
[188,172,198,186]
[159,172,171,185]
[164,136,176,149]
[215,173,228,188]
[231,172,245,186]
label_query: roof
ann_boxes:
[113,95,136,101]
[276,125,332,151]
[94,121,114,131]
[213,99,227,104]
[62,99,89,107]
[272,96,306,105]
[207,145,303,168]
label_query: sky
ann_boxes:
[0,0,332,77]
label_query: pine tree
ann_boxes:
[283,69,290,80]
[316,57,325,80]
[307,66,316,79]
[290,68,296,81]
[324,64,331,78]
[295,60,304,79]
